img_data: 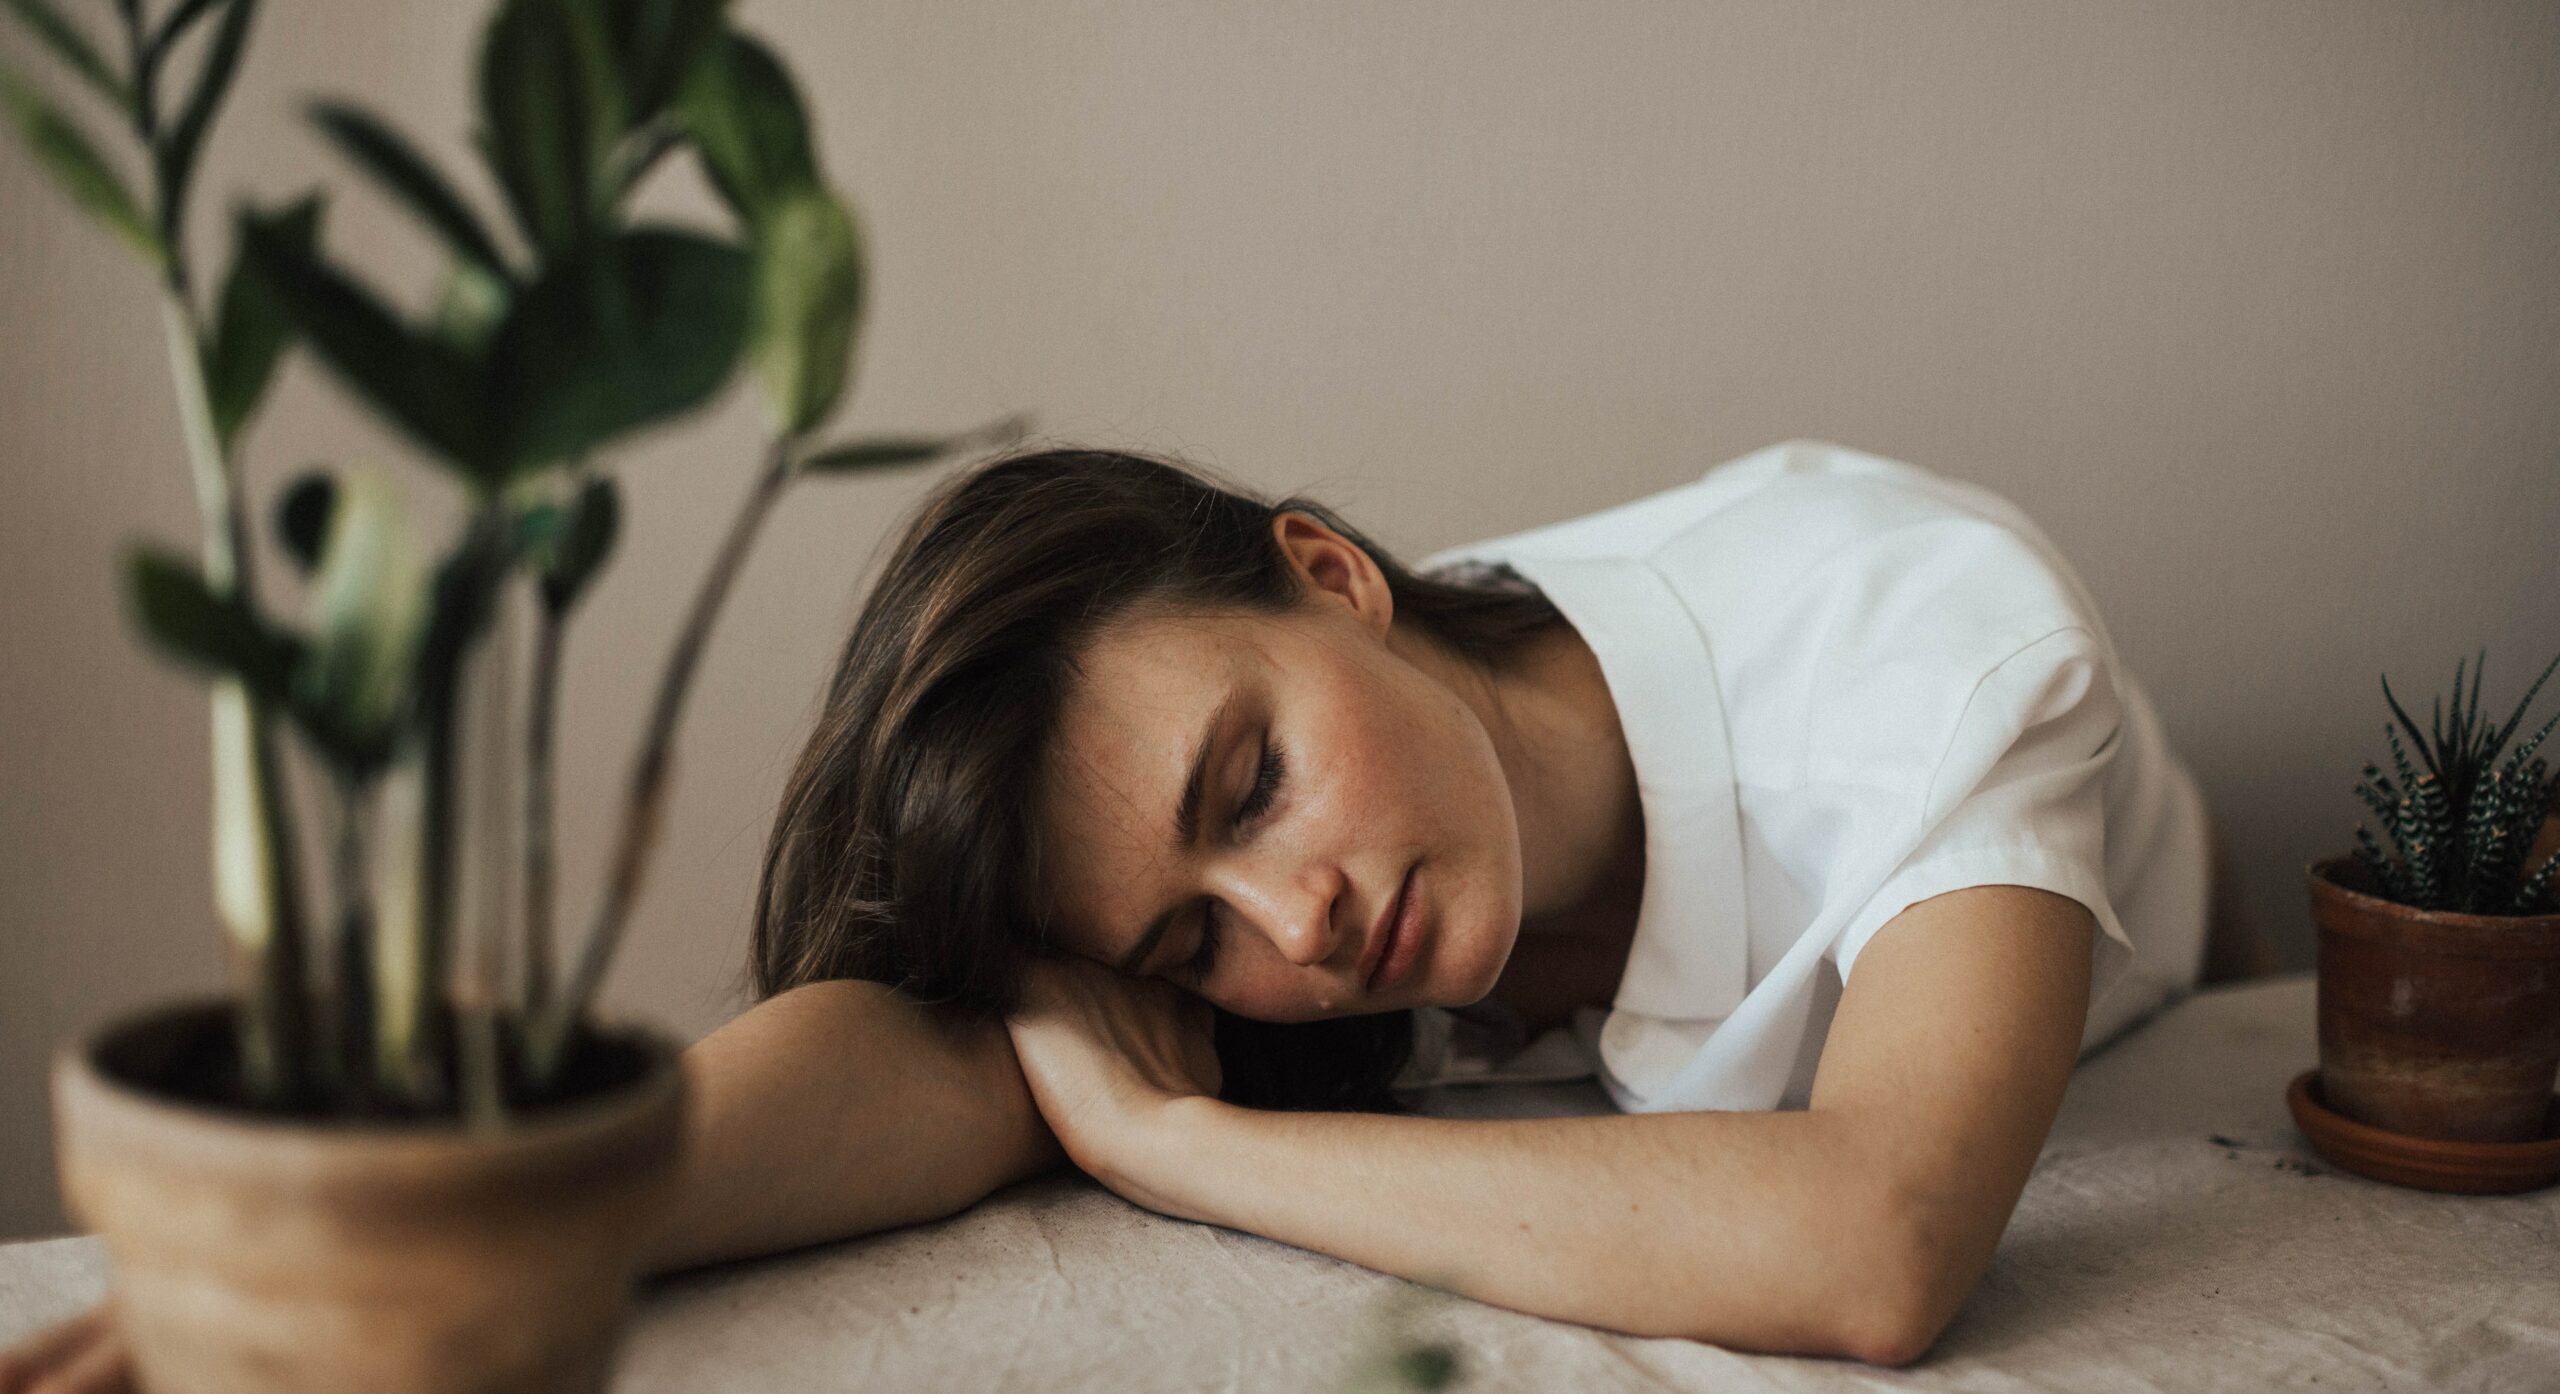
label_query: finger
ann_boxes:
[0,1306,109,1393]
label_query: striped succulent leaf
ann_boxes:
[2352,649,2560,914]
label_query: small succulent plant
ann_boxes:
[2350,649,2560,915]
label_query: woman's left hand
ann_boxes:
[1002,954,1223,1210]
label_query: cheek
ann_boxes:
[1373,670,1512,854]
[1322,676,1469,828]
[1302,669,1514,891]
[1355,679,1525,993]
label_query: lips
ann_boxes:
[1362,866,1415,993]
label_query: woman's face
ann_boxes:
[1029,515,1525,1023]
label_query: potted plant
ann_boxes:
[2304,648,2560,1156]
[3,0,1020,1388]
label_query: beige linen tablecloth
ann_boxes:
[4,974,2555,1391]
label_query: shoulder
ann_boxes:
[1660,442,2105,656]
[1430,438,2116,696]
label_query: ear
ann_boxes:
[1272,511,1394,636]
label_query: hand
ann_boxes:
[0,1302,133,1393]
[1002,953,1222,1211]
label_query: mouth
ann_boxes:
[1362,864,1422,996]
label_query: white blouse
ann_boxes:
[1394,439,2212,1113]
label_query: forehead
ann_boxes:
[1030,608,1274,945]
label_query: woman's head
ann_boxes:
[1030,508,1531,1022]
[751,447,1563,1107]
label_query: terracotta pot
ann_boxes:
[2306,856,2560,1143]
[52,997,686,1394]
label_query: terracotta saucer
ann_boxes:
[2287,1069,2560,1194]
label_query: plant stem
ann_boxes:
[389,649,464,1109]
[521,593,566,1015]
[525,436,802,1082]
[460,574,520,1129]
[126,3,307,1105]
[382,506,510,1108]
[372,742,430,1099]
[116,1,153,145]
[162,292,312,1106]
[325,769,375,1109]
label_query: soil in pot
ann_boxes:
[2307,855,2560,1144]
[52,998,687,1394]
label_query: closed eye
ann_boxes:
[1179,737,1286,985]
[1237,736,1285,826]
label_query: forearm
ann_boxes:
[642,979,1067,1276]
[1125,1100,1923,1360]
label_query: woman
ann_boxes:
[2,439,2273,1388]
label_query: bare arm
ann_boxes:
[645,976,1069,1275]
[1061,885,2094,1364]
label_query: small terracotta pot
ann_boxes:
[53,997,686,1394]
[2306,856,2560,1143]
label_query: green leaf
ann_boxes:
[801,412,1030,475]
[510,472,619,612]
[489,226,748,473]
[603,0,727,121]
[802,439,939,472]
[748,189,862,433]
[477,0,624,258]
[603,113,680,200]
[123,542,296,698]
[202,193,322,453]
[275,470,334,572]
[294,464,430,772]
[539,473,618,611]
[2380,674,2441,780]
[429,258,512,354]
[2504,708,2560,787]
[2484,651,2560,761]
[677,29,814,221]
[146,0,227,66]
[2,0,132,116]
[153,0,253,249]
[510,498,566,556]
[0,63,161,261]
[408,509,511,715]
[240,208,495,473]
[307,101,509,275]
[545,473,614,608]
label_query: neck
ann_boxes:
[1398,618,1643,938]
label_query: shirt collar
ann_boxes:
[1462,551,1751,1023]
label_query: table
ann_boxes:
[5,975,2554,1391]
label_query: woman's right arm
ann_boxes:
[0,979,1068,1392]
[644,976,1069,1275]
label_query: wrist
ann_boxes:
[1092,1093,1236,1223]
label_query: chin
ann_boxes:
[1439,917,1518,1007]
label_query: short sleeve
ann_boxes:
[1828,626,2138,1009]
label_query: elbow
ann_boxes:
[1646,1184,1976,1364]
[1826,1186,1979,1367]
[1833,1294,1944,1370]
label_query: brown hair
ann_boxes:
[750,447,1561,1110]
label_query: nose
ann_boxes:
[1210,851,1348,969]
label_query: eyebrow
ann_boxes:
[1114,692,1235,976]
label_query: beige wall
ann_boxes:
[4,1,2555,1240]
